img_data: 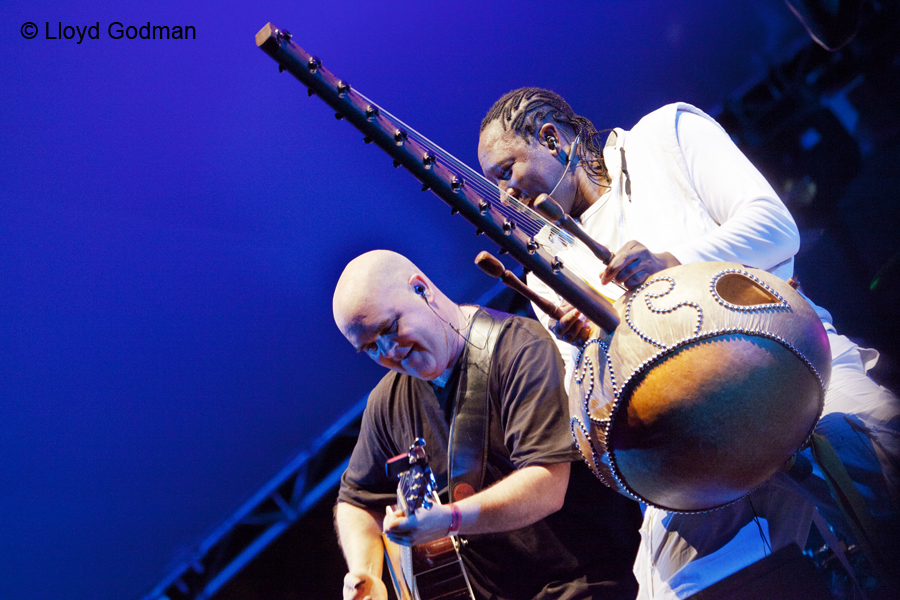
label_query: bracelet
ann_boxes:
[447,503,462,536]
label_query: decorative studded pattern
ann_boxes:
[602,325,827,513]
[585,340,618,420]
[571,340,626,493]
[625,276,702,349]
[575,339,621,429]
[612,326,827,408]
[710,268,792,313]
[569,263,829,512]
[570,417,617,488]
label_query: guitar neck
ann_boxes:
[256,23,619,332]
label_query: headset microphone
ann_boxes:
[548,133,578,166]
[548,134,580,197]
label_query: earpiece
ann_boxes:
[415,285,427,299]
[547,134,568,166]
[547,134,581,197]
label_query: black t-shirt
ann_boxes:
[338,310,641,600]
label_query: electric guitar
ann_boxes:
[383,439,475,600]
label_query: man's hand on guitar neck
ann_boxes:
[342,571,387,600]
[383,503,452,547]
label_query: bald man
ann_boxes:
[333,250,641,600]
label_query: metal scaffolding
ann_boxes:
[140,394,366,600]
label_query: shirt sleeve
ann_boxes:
[666,109,800,277]
[491,317,580,469]
[337,376,401,511]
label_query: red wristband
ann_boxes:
[447,503,461,536]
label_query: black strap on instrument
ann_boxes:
[447,308,510,503]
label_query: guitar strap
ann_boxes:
[448,308,511,503]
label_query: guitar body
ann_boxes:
[381,440,476,600]
[383,534,413,600]
[384,534,473,600]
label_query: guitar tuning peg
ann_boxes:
[552,257,564,273]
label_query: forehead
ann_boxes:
[478,122,527,167]
[343,308,396,348]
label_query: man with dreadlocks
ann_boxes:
[477,88,899,599]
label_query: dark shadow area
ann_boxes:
[214,488,346,600]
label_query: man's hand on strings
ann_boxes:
[383,503,451,547]
[342,572,387,600]
[600,241,680,289]
[548,302,600,346]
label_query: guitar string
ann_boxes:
[412,139,612,296]
[354,90,616,300]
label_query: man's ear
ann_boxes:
[408,274,429,301]
[538,122,562,157]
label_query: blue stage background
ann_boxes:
[2,2,897,599]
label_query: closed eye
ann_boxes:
[359,317,399,356]
[385,318,399,336]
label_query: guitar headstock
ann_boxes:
[385,438,437,515]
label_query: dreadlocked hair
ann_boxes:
[480,87,610,185]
